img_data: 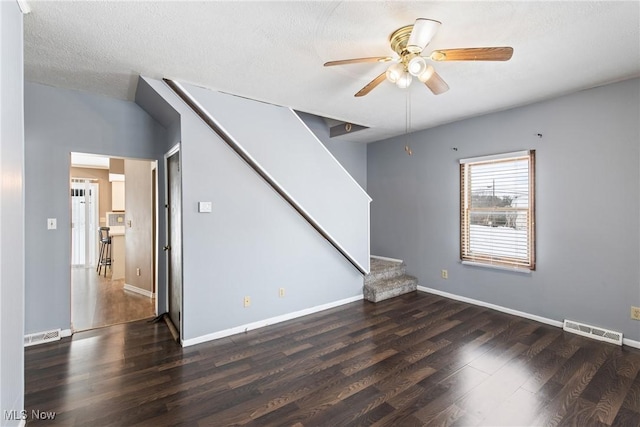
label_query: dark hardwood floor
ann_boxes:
[25,292,640,426]
[71,267,155,331]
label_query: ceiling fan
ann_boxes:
[324,18,513,97]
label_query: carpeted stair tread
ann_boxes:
[364,257,418,303]
[370,257,404,273]
[365,258,406,285]
[363,274,418,303]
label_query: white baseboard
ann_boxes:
[418,286,640,348]
[182,294,363,347]
[417,285,563,328]
[61,329,72,338]
[371,255,404,263]
[623,338,640,349]
[124,283,155,298]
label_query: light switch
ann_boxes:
[47,218,57,230]
[198,201,212,213]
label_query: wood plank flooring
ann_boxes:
[25,292,640,426]
[71,267,155,331]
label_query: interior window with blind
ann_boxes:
[460,150,535,270]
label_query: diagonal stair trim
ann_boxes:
[164,78,368,275]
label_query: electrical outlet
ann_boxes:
[279,288,285,298]
[243,296,251,307]
[441,269,448,279]
[631,306,640,320]
[136,268,141,276]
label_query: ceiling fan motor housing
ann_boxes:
[389,25,415,56]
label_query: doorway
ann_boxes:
[70,153,157,331]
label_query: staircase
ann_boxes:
[363,257,418,302]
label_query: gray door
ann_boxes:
[167,151,182,338]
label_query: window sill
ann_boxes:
[461,260,532,274]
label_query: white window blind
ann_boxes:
[460,150,535,270]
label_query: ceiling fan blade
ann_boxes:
[324,57,393,67]
[423,69,449,95]
[355,72,387,97]
[430,47,514,61]
[407,18,441,53]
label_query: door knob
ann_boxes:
[163,245,171,251]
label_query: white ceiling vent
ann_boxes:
[24,329,62,347]
[563,320,622,346]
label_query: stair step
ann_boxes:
[365,258,406,285]
[363,275,418,303]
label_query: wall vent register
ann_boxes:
[108,212,125,226]
[563,319,623,346]
[106,212,125,235]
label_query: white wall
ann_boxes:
[0,2,25,424]
[368,78,640,342]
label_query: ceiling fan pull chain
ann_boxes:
[405,90,413,156]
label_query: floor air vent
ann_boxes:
[24,329,62,347]
[563,320,622,346]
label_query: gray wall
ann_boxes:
[24,82,171,333]
[296,111,368,190]
[139,77,365,343]
[181,83,371,273]
[0,2,25,423]
[368,78,640,341]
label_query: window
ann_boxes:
[460,150,535,270]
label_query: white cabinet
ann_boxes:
[112,181,125,211]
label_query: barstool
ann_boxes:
[97,227,112,277]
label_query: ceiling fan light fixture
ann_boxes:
[430,51,446,61]
[325,18,513,97]
[408,56,427,76]
[396,72,413,89]
[407,18,441,53]
[385,63,404,83]
[417,65,436,83]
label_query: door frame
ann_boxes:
[69,153,160,332]
[164,143,183,341]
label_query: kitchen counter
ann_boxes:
[109,225,125,236]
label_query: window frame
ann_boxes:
[459,150,536,271]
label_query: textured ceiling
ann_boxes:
[24,1,640,143]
